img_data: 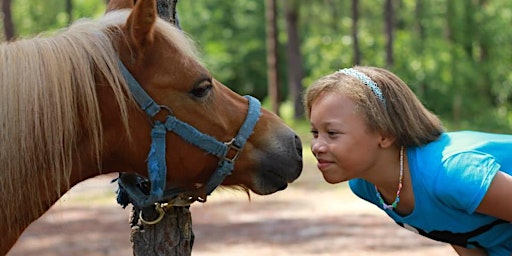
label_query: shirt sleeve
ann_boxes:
[434,152,500,214]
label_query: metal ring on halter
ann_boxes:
[147,105,174,126]
[139,203,166,225]
[159,105,173,116]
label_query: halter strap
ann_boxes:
[118,60,161,117]
[117,60,261,208]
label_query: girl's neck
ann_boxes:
[365,146,404,191]
[364,146,414,215]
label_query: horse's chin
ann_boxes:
[252,184,288,195]
[249,169,293,195]
[248,151,303,195]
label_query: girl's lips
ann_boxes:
[316,159,332,170]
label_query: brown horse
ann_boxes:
[0,0,303,253]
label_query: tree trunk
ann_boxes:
[129,1,193,255]
[66,0,73,25]
[284,0,304,119]
[1,0,15,41]
[384,0,394,67]
[351,0,361,65]
[156,0,180,29]
[265,0,280,115]
[131,206,193,256]
[445,1,461,125]
[414,0,426,98]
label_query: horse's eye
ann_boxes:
[190,80,212,98]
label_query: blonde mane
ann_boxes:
[0,9,200,232]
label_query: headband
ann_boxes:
[338,68,386,105]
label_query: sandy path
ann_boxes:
[8,163,454,256]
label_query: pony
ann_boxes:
[0,0,303,254]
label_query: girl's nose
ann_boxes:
[310,138,325,157]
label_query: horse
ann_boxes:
[0,0,303,253]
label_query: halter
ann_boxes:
[116,60,261,209]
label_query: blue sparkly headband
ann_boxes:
[338,68,386,105]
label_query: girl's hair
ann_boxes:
[303,66,443,147]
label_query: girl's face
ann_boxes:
[309,92,383,184]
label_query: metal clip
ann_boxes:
[223,138,242,163]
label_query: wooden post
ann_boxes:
[130,206,194,255]
[128,1,194,255]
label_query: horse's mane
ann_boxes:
[0,10,201,231]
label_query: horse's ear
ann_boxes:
[125,0,156,51]
[106,0,136,12]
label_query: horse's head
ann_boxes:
[101,0,302,202]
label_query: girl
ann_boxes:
[304,66,512,255]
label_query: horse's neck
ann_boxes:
[0,175,68,255]
[0,146,106,254]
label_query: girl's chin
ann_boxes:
[321,173,346,184]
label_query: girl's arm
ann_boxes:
[451,244,487,255]
[476,171,512,222]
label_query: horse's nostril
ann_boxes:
[294,135,303,157]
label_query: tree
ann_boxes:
[66,0,73,25]
[285,0,304,119]
[384,0,394,67]
[265,0,280,115]
[350,0,361,65]
[1,0,15,41]
[413,0,426,98]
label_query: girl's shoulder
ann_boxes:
[433,151,500,213]
[409,131,508,213]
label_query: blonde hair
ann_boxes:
[304,66,443,147]
[0,9,202,232]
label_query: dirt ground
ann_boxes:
[8,160,455,256]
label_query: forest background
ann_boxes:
[2,0,512,133]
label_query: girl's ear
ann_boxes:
[378,132,396,149]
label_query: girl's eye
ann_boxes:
[327,130,340,137]
[310,130,318,138]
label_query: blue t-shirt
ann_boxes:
[349,131,512,255]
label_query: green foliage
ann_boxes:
[72,0,107,20]
[4,0,512,131]
[11,0,105,37]
[178,0,268,98]
[297,0,512,131]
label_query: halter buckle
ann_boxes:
[223,138,242,163]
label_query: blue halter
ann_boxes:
[117,60,261,208]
